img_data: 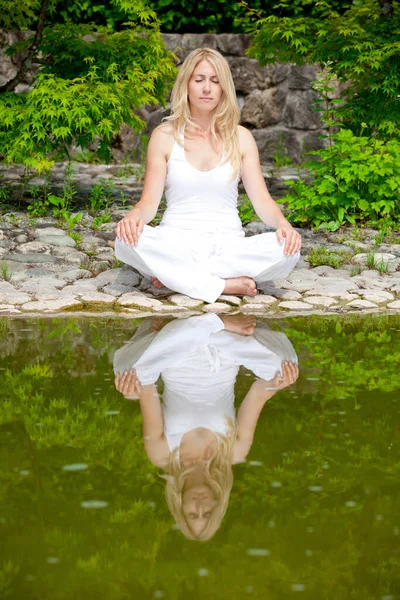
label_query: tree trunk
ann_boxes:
[0,0,49,93]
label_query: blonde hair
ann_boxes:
[164,423,236,542]
[160,48,241,179]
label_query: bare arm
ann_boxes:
[238,126,301,256]
[233,362,299,463]
[116,126,174,246]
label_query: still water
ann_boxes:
[1,313,400,600]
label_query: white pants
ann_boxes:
[115,225,299,303]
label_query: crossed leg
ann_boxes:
[151,275,257,296]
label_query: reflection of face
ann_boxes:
[182,483,217,537]
[187,59,223,114]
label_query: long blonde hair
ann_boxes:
[160,48,241,179]
[165,423,236,542]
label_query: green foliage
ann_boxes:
[88,179,116,215]
[0,0,177,172]
[283,130,400,231]
[238,194,259,226]
[246,0,400,138]
[307,245,354,268]
[0,264,12,282]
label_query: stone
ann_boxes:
[280,280,318,293]
[218,295,242,306]
[0,281,14,292]
[305,296,337,307]
[361,293,392,305]
[359,289,394,301]
[216,33,248,56]
[352,253,368,265]
[241,88,285,128]
[34,227,69,237]
[102,284,139,297]
[374,252,397,263]
[240,303,274,313]
[15,234,28,244]
[346,299,378,309]
[118,293,163,309]
[15,241,51,254]
[387,301,400,309]
[252,127,302,164]
[288,64,319,89]
[25,268,54,278]
[169,294,204,308]
[243,294,277,305]
[37,234,76,247]
[94,268,140,288]
[20,278,66,293]
[244,221,274,237]
[287,268,319,281]
[283,89,323,130]
[279,301,314,310]
[51,247,89,266]
[59,269,92,282]
[181,33,217,54]
[21,297,81,312]
[0,291,32,304]
[202,302,231,314]
[4,252,58,264]
[154,305,190,314]
[256,285,302,300]
[227,57,276,93]
[79,292,116,304]
[0,304,20,313]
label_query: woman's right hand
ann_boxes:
[116,209,144,246]
[115,369,142,399]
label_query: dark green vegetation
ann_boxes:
[246,0,400,231]
[1,314,400,599]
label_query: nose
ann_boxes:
[202,79,211,94]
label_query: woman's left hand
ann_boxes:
[276,223,302,256]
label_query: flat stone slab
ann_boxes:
[169,294,204,308]
[102,284,139,297]
[15,241,51,254]
[0,291,32,304]
[361,292,395,304]
[304,296,337,307]
[218,294,242,306]
[278,301,314,310]
[4,252,59,264]
[240,303,273,313]
[94,268,140,288]
[118,293,163,308]
[37,234,76,247]
[387,300,400,309]
[202,302,231,314]
[243,294,276,305]
[20,277,67,292]
[21,297,81,312]
[346,299,378,309]
[79,292,116,304]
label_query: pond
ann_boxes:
[1,313,400,600]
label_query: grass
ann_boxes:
[307,246,354,269]
[0,263,12,282]
[366,251,390,274]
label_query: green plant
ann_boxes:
[131,134,149,183]
[350,264,363,277]
[238,194,258,226]
[73,149,99,163]
[67,231,83,249]
[90,211,113,230]
[0,263,12,281]
[88,179,116,215]
[375,257,390,275]
[0,0,177,172]
[283,131,400,231]
[366,251,376,270]
[307,246,353,269]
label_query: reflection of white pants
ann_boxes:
[115,225,299,303]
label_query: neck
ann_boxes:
[189,109,214,136]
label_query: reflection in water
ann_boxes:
[114,314,299,541]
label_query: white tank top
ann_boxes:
[161,131,243,234]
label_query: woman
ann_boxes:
[115,48,301,303]
[114,313,299,541]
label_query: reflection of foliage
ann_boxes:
[0,314,400,599]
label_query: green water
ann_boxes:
[1,314,400,600]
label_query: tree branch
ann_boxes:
[0,0,49,93]
[379,0,394,17]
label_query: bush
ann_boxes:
[284,130,400,231]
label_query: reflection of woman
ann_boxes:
[115,47,301,303]
[114,314,298,541]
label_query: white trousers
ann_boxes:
[115,225,299,303]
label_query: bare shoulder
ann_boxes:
[148,124,175,161]
[237,125,257,155]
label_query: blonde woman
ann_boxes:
[114,314,299,541]
[115,48,301,303]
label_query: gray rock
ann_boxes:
[79,291,116,304]
[181,33,217,54]
[283,90,323,130]
[25,268,54,278]
[241,87,285,128]
[4,253,59,264]
[38,234,76,247]
[20,278,66,293]
[102,284,139,297]
[359,289,394,301]
[0,290,32,304]
[169,294,204,308]
[15,234,28,244]
[94,268,140,288]
[202,302,231,314]
[21,297,81,312]
[288,64,318,89]
[34,227,68,237]
[51,247,89,266]
[216,33,248,56]
[387,300,400,309]
[252,127,302,164]
[240,303,273,313]
[305,296,337,307]
[346,299,378,309]
[218,295,242,306]
[59,269,92,282]
[244,221,274,237]
[118,293,163,309]
[227,57,276,93]
[15,241,51,254]
[243,294,276,305]
[279,300,314,310]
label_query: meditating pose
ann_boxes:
[114,313,299,541]
[115,47,301,303]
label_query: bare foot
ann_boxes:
[220,314,256,336]
[150,276,165,289]
[223,276,257,297]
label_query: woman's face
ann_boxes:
[187,59,223,115]
[182,483,217,537]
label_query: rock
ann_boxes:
[79,292,116,304]
[94,268,140,288]
[0,290,32,304]
[25,268,54,278]
[227,57,276,93]
[283,89,323,130]
[352,253,368,265]
[59,269,92,282]
[240,303,274,313]
[118,293,163,309]
[280,280,317,293]
[15,234,28,244]
[15,241,51,254]
[252,127,302,164]
[4,252,59,264]
[287,268,319,281]
[244,221,274,237]
[102,284,139,297]
[216,33,248,56]
[278,300,314,310]
[243,294,277,305]
[305,296,337,307]
[218,295,242,306]
[20,278,66,293]
[241,88,285,128]
[34,227,69,237]
[181,33,218,54]
[21,297,81,312]
[37,234,76,247]
[154,305,190,314]
[202,302,232,314]
[374,252,397,263]
[346,299,378,309]
[256,285,302,300]
[0,304,20,313]
[288,64,318,89]
[359,289,394,302]
[169,294,204,308]
[387,300,400,309]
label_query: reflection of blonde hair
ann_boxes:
[160,48,241,179]
[165,423,236,542]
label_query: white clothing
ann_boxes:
[115,134,299,302]
[113,314,298,453]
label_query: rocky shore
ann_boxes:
[1,210,399,318]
